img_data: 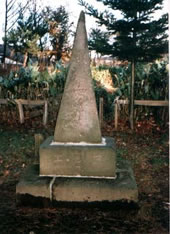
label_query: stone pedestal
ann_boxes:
[40,137,116,178]
[16,160,138,206]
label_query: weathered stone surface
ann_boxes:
[54,11,102,143]
[16,164,52,199]
[16,160,138,206]
[40,136,116,177]
[52,159,138,203]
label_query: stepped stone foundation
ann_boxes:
[16,160,138,205]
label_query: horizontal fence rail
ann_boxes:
[0,99,48,125]
[114,99,169,129]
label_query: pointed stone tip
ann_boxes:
[79,11,85,22]
[54,8,102,143]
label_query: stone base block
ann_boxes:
[16,165,53,200]
[16,160,138,206]
[40,136,116,178]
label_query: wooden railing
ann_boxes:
[0,98,169,129]
[0,99,48,125]
[114,99,169,129]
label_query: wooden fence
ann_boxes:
[0,97,105,128]
[0,99,48,125]
[0,97,168,129]
[114,99,169,129]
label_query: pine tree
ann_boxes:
[79,0,168,129]
[2,0,30,63]
[43,6,71,61]
[7,10,48,66]
[7,6,71,66]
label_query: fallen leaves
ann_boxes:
[0,123,169,233]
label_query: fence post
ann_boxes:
[34,134,44,157]
[15,100,24,124]
[99,97,103,127]
[43,100,48,126]
[114,101,118,130]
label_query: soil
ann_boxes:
[0,119,169,233]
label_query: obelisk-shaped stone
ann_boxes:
[16,13,138,207]
[54,11,102,143]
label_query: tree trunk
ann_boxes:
[129,60,135,130]
[23,52,28,67]
[2,0,8,64]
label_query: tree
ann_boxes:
[7,9,48,66]
[79,0,168,129]
[6,5,71,65]
[2,0,29,63]
[43,6,71,61]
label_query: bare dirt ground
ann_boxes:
[0,119,169,233]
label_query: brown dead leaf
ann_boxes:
[4,170,10,176]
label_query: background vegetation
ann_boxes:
[0,56,168,126]
[0,1,168,128]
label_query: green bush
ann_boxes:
[109,58,169,124]
[109,59,169,101]
[0,61,68,99]
[0,59,168,124]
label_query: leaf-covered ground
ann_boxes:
[0,121,169,233]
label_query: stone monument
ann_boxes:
[16,11,138,206]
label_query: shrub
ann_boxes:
[0,61,68,99]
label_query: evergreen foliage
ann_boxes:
[44,6,72,61]
[79,0,168,128]
[79,0,168,62]
[7,11,47,57]
[6,6,71,65]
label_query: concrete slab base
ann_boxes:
[16,159,138,206]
